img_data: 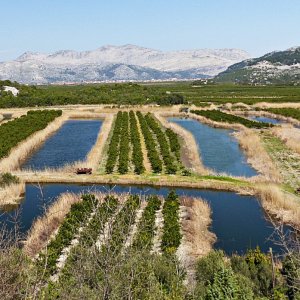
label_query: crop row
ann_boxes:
[38,194,97,277]
[161,191,182,254]
[132,195,161,251]
[263,107,300,121]
[145,113,177,174]
[0,110,62,159]
[105,111,123,173]
[136,111,163,173]
[129,111,145,174]
[165,128,181,161]
[118,112,130,174]
[78,195,119,247]
[102,195,140,255]
[191,109,272,128]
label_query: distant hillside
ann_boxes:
[215,47,300,85]
[0,44,249,84]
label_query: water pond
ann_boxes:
[248,115,285,125]
[22,120,102,170]
[0,184,285,255]
[169,117,257,177]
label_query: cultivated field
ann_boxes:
[1,82,300,298]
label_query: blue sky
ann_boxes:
[1,0,299,61]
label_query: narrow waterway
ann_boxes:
[21,120,102,170]
[0,183,286,255]
[169,117,257,177]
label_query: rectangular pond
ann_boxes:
[248,115,285,125]
[0,183,286,255]
[21,119,102,170]
[169,117,258,177]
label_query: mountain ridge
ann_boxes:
[216,46,300,85]
[0,44,249,84]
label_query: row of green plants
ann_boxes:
[161,191,182,254]
[264,107,300,121]
[165,128,181,161]
[77,195,119,247]
[37,194,97,277]
[136,111,163,173]
[129,111,145,174]
[53,195,120,290]
[0,110,62,159]
[102,195,140,255]
[118,112,130,174]
[191,109,272,128]
[105,111,123,173]
[145,113,177,174]
[132,195,162,250]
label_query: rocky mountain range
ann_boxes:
[0,44,249,84]
[216,47,300,85]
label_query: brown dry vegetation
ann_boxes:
[0,182,25,206]
[234,129,282,182]
[257,184,300,229]
[24,192,82,257]
[271,125,300,155]
[177,197,216,288]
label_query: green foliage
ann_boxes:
[38,194,97,277]
[0,172,19,187]
[145,113,177,174]
[0,110,62,159]
[156,93,185,106]
[133,195,161,250]
[206,267,254,300]
[118,112,130,174]
[165,128,181,161]
[102,195,140,255]
[161,191,182,254]
[264,107,300,121]
[136,111,162,173]
[105,111,123,173]
[129,111,145,174]
[191,109,272,128]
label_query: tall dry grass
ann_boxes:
[179,197,216,260]
[234,129,282,182]
[257,184,300,229]
[0,182,25,206]
[271,125,300,155]
[24,192,82,257]
[155,112,209,174]
[0,115,68,172]
[177,197,216,288]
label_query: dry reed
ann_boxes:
[271,125,300,155]
[177,197,216,288]
[234,129,282,182]
[24,192,82,257]
[257,184,300,229]
[0,182,25,206]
